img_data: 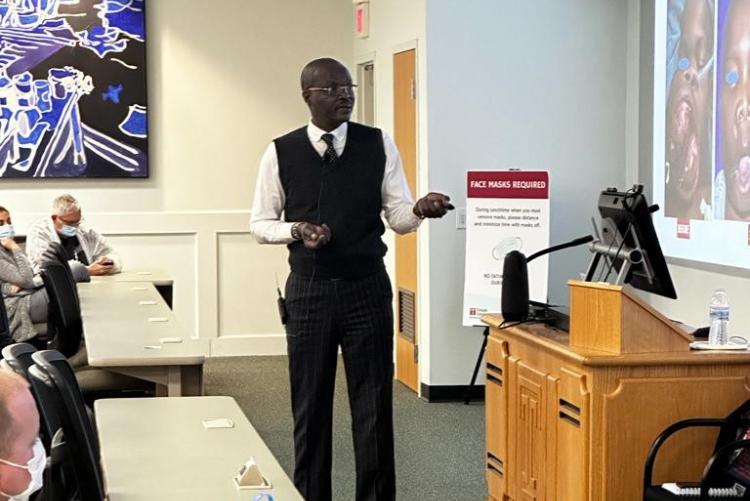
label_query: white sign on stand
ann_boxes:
[462,170,551,327]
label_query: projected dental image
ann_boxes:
[664,0,715,220]
[716,0,750,221]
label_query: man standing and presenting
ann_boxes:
[250,57,451,501]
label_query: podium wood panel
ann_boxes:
[483,313,750,501]
[556,367,589,501]
[601,375,750,499]
[569,280,691,354]
[486,336,508,495]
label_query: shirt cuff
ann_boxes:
[270,222,297,244]
[408,210,424,227]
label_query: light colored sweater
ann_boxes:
[0,246,42,342]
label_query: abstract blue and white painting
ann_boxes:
[0,0,147,178]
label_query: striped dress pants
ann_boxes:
[285,269,396,501]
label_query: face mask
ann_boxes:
[0,438,46,501]
[59,224,77,238]
[0,225,14,239]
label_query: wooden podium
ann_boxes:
[483,280,750,501]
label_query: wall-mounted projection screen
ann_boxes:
[653,0,750,269]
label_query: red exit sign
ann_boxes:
[355,2,369,38]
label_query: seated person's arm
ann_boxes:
[87,228,121,274]
[1,282,20,295]
[87,256,116,276]
[104,253,122,273]
[0,238,37,289]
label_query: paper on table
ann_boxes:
[159,337,182,344]
[202,418,234,429]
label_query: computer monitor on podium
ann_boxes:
[585,185,677,300]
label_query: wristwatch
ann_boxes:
[413,204,425,220]
[291,223,303,240]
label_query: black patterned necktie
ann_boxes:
[321,133,338,165]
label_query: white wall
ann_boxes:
[650,264,750,332]
[3,0,354,354]
[353,0,430,382]
[423,0,630,385]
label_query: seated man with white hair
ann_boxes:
[26,194,122,278]
[0,369,44,501]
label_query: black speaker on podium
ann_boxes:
[500,235,594,322]
[465,234,594,405]
[501,250,529,322]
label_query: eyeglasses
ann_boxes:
[58,216,83,227]
[307,84,358,97]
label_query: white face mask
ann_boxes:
[0,225,14,239]
[0,438,46,501]
[59,224,77,238]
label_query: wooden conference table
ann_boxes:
[77,279,206,396]
[95,397,303,500]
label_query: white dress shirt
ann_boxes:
[249,121,422,244]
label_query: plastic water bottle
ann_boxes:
[708,289,730,346]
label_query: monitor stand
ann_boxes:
[584,217,653,286]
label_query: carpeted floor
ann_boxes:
[203,356,488,501]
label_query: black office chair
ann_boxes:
[0,291,13,353]
[644,400,750,500]
[31,351,100,458]
[41,242,68,266]
[30,350,104,501]
[40,241,88,287]
[40,242,83,298]
[41,263,83,358]
[40,260,154,395]
[3,343,61,442]
[1,342,37,379]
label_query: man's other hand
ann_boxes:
[414,193,454,219]
[88,257,114,276]
[299,223,332,250]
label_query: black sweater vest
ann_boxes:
[275,122,387,279]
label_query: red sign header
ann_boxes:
[467,171,549,199]
[676,218,691,240]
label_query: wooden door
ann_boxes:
[394,49,418,392]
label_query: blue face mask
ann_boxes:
[59,224,77,238]
[0,224,15,239]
